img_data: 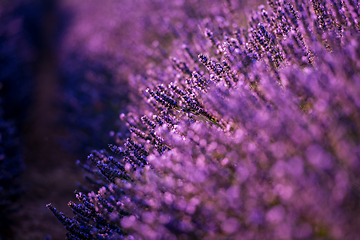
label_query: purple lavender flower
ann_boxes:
[48,0,360,239]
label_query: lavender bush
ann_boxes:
[0,102,24,239]
[48,0,360,239]
[0,3,34,238]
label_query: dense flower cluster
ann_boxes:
[48,0,360,239]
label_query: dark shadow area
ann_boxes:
[0,1,129,239]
